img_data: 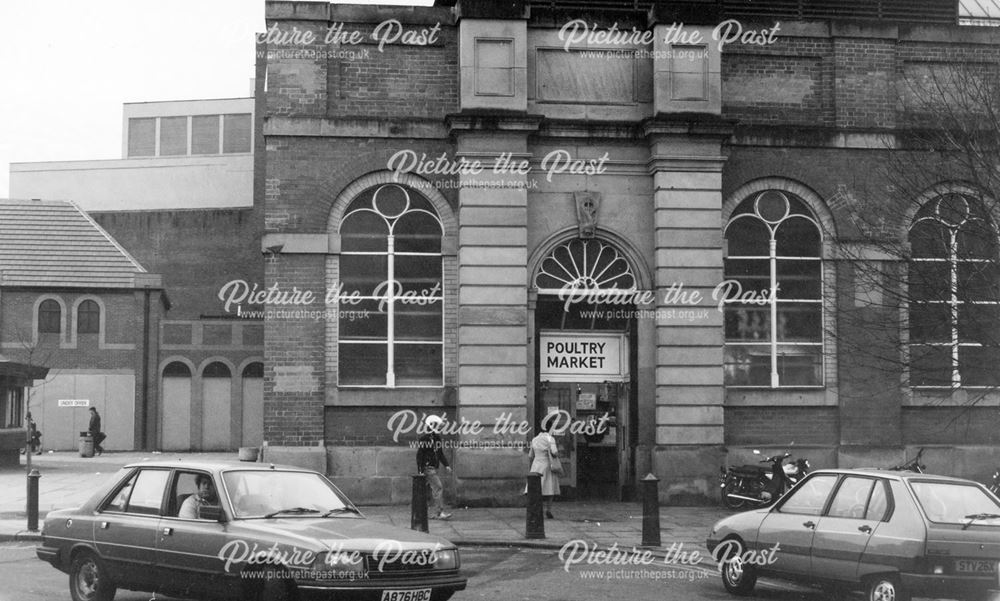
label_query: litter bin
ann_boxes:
[79,431,94,458]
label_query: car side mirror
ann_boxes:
[198,505,226,522]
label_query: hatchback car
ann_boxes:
[36,460,466,601]
[707,468,1000,601]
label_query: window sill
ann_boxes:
[327,386,454,407]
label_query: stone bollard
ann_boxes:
[411,473,428,533]
[27,468,41,532]
[525,472,545,539]
[641,473,661,547]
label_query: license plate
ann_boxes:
[956,559,997,574]
[380,589,432,601]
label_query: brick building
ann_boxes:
[257,0,1000,505]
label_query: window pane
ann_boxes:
[725,217,769,256]
[341,211,388,252]
[724,344,771,386]
[105,472,138,512]
[394,211,442,253]
[191,115,220,154]
[958,304,1000,344]
[909,261,949,301]
[959,345,1000,387]
[127,118,155,157]
[394,344,442,386]
[866,481,889,521]
[394,255,442,293]
[957,219,998,260]
[78,300,100,334]
[340,255,388,296]
[958,263,1000,301]
[910,345,953,387]
[776,344,822,386]
[775,216,821,257]
[780,474,837,515]
[777,260,821,300]
[396,301,443,341]
[339,343,387,386]
[39,300,61,334]
[777,303,821,342]
[722,259,769,297]
[725,305,771,341]
[126,470,169,515]
[338,299,387,340]
[910,220,950,258]
[223,114,251,153]
[910,303,950,343]
[828,477,875,519]
[159,116,187,156]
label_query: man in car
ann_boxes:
[179,474,217,519]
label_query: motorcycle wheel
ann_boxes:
[722,479,747,510]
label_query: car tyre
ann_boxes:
[69,552,117,601]
[865,575,910,601]
[719,540,756,596]
[722,480,746,510]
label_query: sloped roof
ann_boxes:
[0,199,151,289]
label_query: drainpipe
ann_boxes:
[141,290,151,449]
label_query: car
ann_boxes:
[36,459,466,601]
[707,468,1000,601]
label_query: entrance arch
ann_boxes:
[529,232,648,501]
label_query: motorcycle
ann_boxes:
[888,447,926,473]
[720,449,810,510]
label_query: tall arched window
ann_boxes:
[38,299,62,334]
[723,190,824,387]
[77,299,100,334]
[909,193,1000,387]
[338,184,444,387]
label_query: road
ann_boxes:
[0,541,827,601]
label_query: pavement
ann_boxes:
[0,451,729,560]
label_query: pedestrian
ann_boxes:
[88,407,106,456]
[24,412,41,455]
[417,414,452,520]
[529,419,561,519]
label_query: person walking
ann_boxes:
[529,420,561,519]
[88,407,106,456]
[417,414,452,520]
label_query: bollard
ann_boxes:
[27,468,41,532]
[411,473,428,533]
[641,473,661,547]
[525,472,545,539]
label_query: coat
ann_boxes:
[528,432,561,496]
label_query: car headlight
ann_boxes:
[433,548,459,570]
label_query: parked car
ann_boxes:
[36,460,466,601]
[707,468,1000,601]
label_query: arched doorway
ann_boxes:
[161,361,192,451]
[241,362,264,446]
[201,361,232,450]
[532,237,640,500]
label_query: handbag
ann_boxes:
[549,450,564,476]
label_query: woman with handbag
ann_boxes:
[528,419,562,519]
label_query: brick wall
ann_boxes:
[724,407,840,445]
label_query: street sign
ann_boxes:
[58,399,90,407]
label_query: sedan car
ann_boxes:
[36,460,466,601]
[707,468,1000,601]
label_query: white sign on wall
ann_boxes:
[539,332,628,381]
[58,399,90,407]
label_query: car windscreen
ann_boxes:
[910,481,1000,525]
[223,470,352,518]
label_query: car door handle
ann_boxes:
[803,521,816,529]
[162,527,173,536]
[100,521,109,529]
[858,525,872,534]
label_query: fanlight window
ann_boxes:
[534,239,636,294]
[338,184,444,387]
[723,190,824,387]
[909,193,1000,387]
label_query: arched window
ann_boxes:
[723,190,823,387]
[338,184,443,387]
[909,193,1000,387]
[38,299,62,334]
[77,300,100,334]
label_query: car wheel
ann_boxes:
[722,480,746,510]
[69,552,116,601]
[866,576,910,601]
[719,540,756,596]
